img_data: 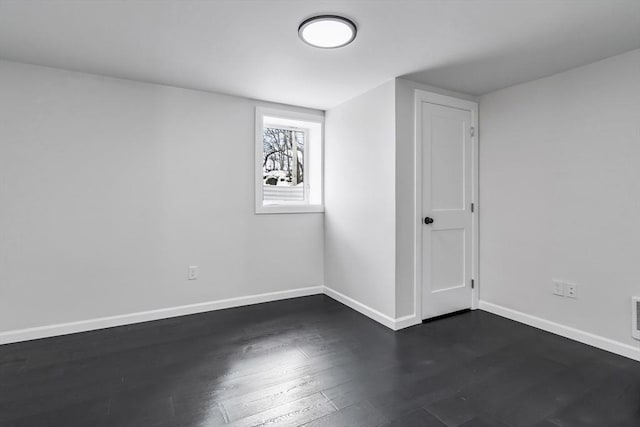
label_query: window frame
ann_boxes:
[255,106,324,214]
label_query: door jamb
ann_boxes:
[413,90,479,321]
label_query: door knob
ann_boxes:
[424,217,434,225]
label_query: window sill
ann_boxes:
[256,204,324,214]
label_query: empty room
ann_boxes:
[1,0,640,426]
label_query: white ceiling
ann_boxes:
[0,0,638,110]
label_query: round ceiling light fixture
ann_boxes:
[298,15,357,49]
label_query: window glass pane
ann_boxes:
[262,127,305,202]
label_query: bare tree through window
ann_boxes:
[262,127,305,201]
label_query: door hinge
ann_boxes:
[471,203,475,213]
[471,279,475,289]
[470,126,476,137]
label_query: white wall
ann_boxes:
[324,81,397,318]
[479,49,640,349]
[0,60,324,333]
[324,78,476,324]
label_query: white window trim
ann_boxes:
[255,106,324,214]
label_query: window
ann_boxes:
[255,107,323,213]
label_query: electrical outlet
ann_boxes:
[188,266,198,280]
[566,283,577,299]
[552,279,565,296]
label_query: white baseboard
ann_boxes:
[0,284,426,346]
[394,313,422,330]
[323,286,421,331]
[479,300,640,362]
[0,286,323,345]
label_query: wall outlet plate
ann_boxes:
[552,279,565,296]
[566,283,577,298]
[188,266,199,280]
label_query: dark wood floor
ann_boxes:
[1,295,639,427]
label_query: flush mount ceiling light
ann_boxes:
[298,15,357,49]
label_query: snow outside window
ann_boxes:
[255,107,323,214]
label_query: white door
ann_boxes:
[419,99,475,319]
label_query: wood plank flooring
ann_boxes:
[1,295,639,426]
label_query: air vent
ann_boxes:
[633,297,640,340]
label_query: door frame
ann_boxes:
[413,90,479,320]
